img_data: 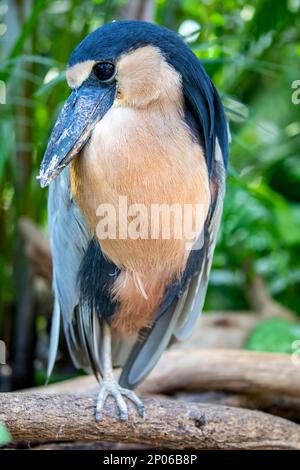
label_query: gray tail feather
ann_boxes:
[75,304,103,379]
[46,297,61,381]
[174,268,207,341]
[119,290,188,389]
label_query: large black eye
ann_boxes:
[93,62,115,82]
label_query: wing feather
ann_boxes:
[47,168,91,375]
[119,290,188,389]
[175,142,226,340]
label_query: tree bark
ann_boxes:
[139,349,300,397]
[174,391,300,422]
[24,349,300,399]
[1,393,300,449]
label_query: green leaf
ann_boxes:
[35,71,66,97]
[245,318,300,354]
[0,422,11,445]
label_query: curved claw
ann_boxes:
[95,380,145,421]
[120,387,145,418]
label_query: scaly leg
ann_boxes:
[95,321,145,421]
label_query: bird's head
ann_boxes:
[38,20,228,187]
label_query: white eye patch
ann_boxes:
[66,60,96,89]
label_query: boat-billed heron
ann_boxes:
[38,20,229,421]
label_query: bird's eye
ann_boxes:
[93,62,115,82]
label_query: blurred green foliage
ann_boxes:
[0,422,11,445]
[245,318,300,353]
[0,0,299,330]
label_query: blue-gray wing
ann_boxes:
[173,139,226,341]
[47,168,93,376]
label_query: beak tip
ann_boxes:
[36,171,50,188]
[38,154,60,188]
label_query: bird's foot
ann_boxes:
[95,379,145,421]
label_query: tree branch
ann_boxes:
[139,349,300,397]
[25,349,300,399]
[1,393,300,449]
[174,391,300,422]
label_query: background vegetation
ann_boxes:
[0,0,299,390]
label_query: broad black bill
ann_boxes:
[38,83,115,188]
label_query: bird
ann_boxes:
[38,20,229,421]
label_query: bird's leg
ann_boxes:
[95,320,145,421]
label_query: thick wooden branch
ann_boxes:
[25,380,300,423]
[175,391,300,422]
[139,349,300,397]
[28,349,300,399]
[1,393,300,449]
